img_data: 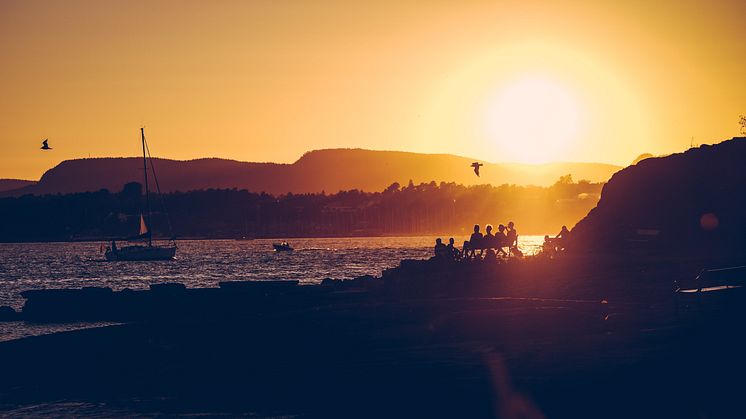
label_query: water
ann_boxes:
[0,321,121,343]
[0,236,545,340]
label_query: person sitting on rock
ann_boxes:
[434,238,448,259]
[447,237,461,261]
[555,225,570,251]
[542,235,558,257]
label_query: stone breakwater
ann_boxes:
[0,257,555,323]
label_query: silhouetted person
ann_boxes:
[484,224,495,251]
[434,238,447,259]
[40,139,52,150]
[542,235,553,254]
[496,224,508,257]
[471,224,483,242]
[447,237,460,260]
[555,225,570,251]
[506,221,520,256]
[483,224,495,245]
[556,225,570,240]
[464,224,483,259]
[471,162,483,177]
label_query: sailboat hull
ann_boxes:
[105,245,176,261]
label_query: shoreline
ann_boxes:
[2,252,745,417]
[2,250,746,417]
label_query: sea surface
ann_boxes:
[0,235,545,341]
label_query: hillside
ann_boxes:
[570,137,746,252]
[0,179,36,193]
[1,149,620,197]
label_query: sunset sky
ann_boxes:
[1,0,744,180]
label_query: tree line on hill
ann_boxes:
[0,176,602,242]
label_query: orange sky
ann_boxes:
[1,0,744,180]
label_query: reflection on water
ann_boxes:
[0,401,292,418]
[0,236,545,310]
[0,321,120,343]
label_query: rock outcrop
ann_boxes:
[571,137,746,252]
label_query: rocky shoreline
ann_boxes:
[0,252,698,324]
[1,251,745,418]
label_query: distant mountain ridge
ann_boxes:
[1,148,621,197]
[0,179,36,193]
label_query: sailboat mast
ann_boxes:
[141,127,152,246]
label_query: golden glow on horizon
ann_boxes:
[0,0,744,179]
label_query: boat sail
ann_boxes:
[104,128,177,261]
[139,214,148,236]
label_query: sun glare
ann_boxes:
[485,75,584,164]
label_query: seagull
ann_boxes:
[40,139,52,150]
[471,162,483,177]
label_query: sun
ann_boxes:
[484,75,584,164]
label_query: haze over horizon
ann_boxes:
[2,0,745,180]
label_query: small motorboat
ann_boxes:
[273,241,293,252]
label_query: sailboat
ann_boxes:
[104,128,177,261]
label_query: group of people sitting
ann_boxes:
[433,222,521,262]
[433,237,462,261]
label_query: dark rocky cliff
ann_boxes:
[570,137,746,252]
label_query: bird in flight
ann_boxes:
[40,139,52,150]
[471,162,483,177]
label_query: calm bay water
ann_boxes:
[0,235,544,341]
[0,235,545,309]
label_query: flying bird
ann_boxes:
[40,139,52,150]
[471,162,483,177]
